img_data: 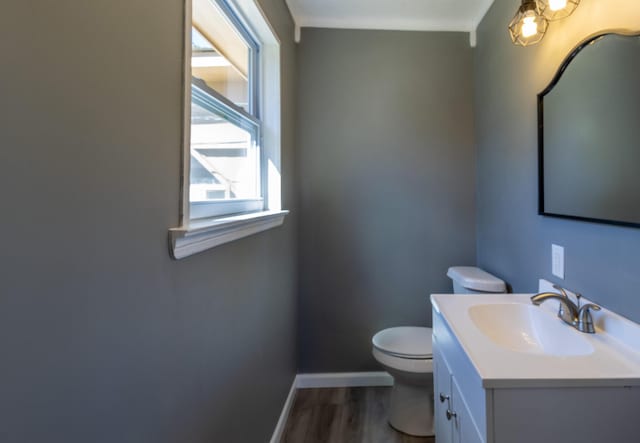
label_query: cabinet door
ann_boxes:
[433,348,454,443]
[451,376,483,443]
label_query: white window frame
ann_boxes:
[169,0,287,259]
[190,79,263,219]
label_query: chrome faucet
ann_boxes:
[530,284,601,333]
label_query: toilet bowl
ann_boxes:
[372,327,434,436]
[372,266,506,437]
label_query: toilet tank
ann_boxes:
[446,266,506,294]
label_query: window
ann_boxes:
[190,0,261,219]
[170,0,286,259]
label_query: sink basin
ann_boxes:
[468,303,594,357]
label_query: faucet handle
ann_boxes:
[577,303,601,333]
[552,284,573,320]
[579,303,601,313]
[552,284,569,298]
[575,292,582,308]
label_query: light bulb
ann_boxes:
[540,0,580,21]
[508,0,548,46]
[521,16,538,38]
[549,0,567,11]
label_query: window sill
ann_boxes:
[169,210,288,259]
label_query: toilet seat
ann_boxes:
[372,327,433,374]
[373,347,433,373]
[372,327,433,359]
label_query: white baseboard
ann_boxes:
[296,371,393,389]
[270,377,297,443]
[270,371,393,442]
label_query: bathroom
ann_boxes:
[1,0,639,442]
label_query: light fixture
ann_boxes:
[538,0,580,21]
[508,0,549,46]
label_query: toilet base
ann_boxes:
[388,376,434,437]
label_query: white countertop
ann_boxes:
[431,292,640,389]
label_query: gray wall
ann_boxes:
[296,29,476,372]
[0,1,297,442]
[474,0,640,321]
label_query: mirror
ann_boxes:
[538,32,640,228]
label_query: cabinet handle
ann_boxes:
[446,409,457,421]
[439,393,450,403]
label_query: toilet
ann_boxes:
[372,266,506,436]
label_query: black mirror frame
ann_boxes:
[537,30,640,229]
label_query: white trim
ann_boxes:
[294,24,301,43]
[472,0,495,32]
[270,378,297,443]
[169,210,288,259]
[296,371,393,389]
[180,0,193,224]
[235,0,281,46]
[295,16,474,33]
[469,30,477,47]
[284,0,495,46]
[284,0,302,33]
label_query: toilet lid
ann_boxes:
[372,327,433,358]
[447,266,506,293]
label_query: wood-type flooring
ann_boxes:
[281,387,436,443]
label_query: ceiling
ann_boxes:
[285,0,495,37]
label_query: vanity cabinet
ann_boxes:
[434,347,482,443]
[432,302,640,443]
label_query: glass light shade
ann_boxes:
[539,0,580,21]
[508,0,549,47]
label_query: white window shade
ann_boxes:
[192,0,249,78]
